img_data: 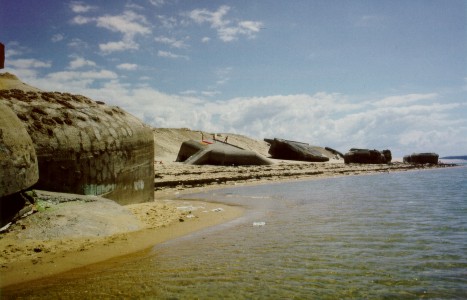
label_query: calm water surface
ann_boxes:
[3,167,467,299]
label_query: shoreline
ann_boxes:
[0,198,244,288]
[153,161,458,198]
[0,162,457,288]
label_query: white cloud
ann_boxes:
[157,50,189,60]
[189,5,230,27]
[99,39,139,53]
[373,93,438,107]
[157,15,178,29]
[8,58,51,69]
[148,0,165,7]
[96,11,151,37]
[155,36,188,48]
[71,15,94,25]
[69,1,97,13]
[67,38,89,50]
[71,10,151,54]
[46,70,118,81]
[51,33,64,43]
[117,63,138,70]
[6,49,22,57]
[125,3,144,10]
[180,90,198,96]
[68,56,96,69]
[202,90,221,97]
[187,5,263,42]
[95,11,150,53]
[201,37,211,43]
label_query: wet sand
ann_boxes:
[0,161,453,288]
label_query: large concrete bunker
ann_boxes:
[0,73,154,205]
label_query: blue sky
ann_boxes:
[1,0,466,157]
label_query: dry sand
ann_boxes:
[0,127,454,288]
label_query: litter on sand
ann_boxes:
[212,208,224,212]
[253,222,266,226]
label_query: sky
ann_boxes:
[1,0,466,157]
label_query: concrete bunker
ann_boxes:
[264,138,330,162]
[0,74,154,205]
[403,153,438,164]
[176,139,272,166]
[344,148,392,164]
[0,102,39,227]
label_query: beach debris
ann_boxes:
[253,222,266,226]
[186,214,196,218]
[212,208,224,212]
[177,205,205,212]
[0,223,11,233]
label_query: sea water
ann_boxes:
[3,166,467,299]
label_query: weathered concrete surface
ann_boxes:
[403,153,439,164]
[0,73,154,205]
[0,102,39,197]
[176,139,272,165]
[344,148,392,164]
[264,138,331,162]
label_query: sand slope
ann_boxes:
[0,73,42,92]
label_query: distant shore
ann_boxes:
[0,161,456,288]
[152,161,457,198]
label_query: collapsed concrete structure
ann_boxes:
[403,153,438,164]
[344,148,392,164]
[0,73,154,205]
[264,138,331,162]
[176,139,272,165]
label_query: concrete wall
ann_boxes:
[0,102,39,197]
[0,89,154,205]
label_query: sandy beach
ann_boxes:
[0,157,454,288]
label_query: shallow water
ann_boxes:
[4,167,467,299]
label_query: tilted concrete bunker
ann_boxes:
[264,138,331,162]
[176,139,273,166]
[0,74,154,205]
